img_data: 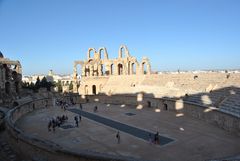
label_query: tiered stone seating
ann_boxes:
[219,94,240,117]
[101,72,240,117]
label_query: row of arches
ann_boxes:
[87,45,130,60]
[83,61,150,77]
[87,48,109,60]
[73,45,151,80]
[84,84,103,95]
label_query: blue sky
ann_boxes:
[0,0,240,75]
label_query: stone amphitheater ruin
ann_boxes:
[0,46,240,161]
[0,52,22,105]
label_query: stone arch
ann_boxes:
[92,85,96,95]
[73,61,84,79]
[118,45,130,58]
[164,103,168,110]
[141,58,151,75]
[142,62,147,74]
[118,63,123,75]
[87,48,97,59]
[147,101,151,108]
[98,47,109,60]
[131,62,137,74]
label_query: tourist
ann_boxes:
[48,121,52,131]
[74,116,79,127]
[79,115,82,122]
[79,103,83,110]
[52,119,56,132]
[154,131,160,145]
[94,106,98,112]
[116,131,120,144]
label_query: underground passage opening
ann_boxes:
[92,85,96,95]
[164,103,168,110]
[147,101,151,108]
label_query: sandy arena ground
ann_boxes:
[16,103,240,161]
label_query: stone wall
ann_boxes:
[74,72,240,98]
[0,53,22,104]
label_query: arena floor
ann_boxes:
[16,103,240,161]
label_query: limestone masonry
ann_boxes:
[0,52,22,104]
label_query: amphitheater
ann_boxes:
[0,46,240,161]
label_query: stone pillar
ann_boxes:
[98,65,102,76]
[90,65,94,76]
[147,64,151,75]
[73,64,78,93]
[123,63,127,75]
[128,62,133,75]
[82,66,86,77]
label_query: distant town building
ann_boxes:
[22,70,78,93]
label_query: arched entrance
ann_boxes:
[164,103,168,110]
[147,101,151,108]
[142,62,147,74]
[132,63,136,74]
[118,64,123,75]
[92,85,96,95]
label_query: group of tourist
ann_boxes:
[48,115,68,132]
[70,97,75,105]
[56,99,70,111]
[55,98,77,110]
